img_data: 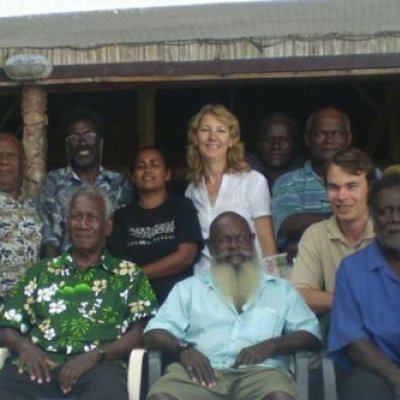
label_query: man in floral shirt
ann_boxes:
[0,187,157,399]
[0,133,42,302]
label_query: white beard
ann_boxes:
[210,257,262,312]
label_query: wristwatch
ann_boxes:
[176,340,193,357]
[95,347,106,362]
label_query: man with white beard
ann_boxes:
[144,211,321,400]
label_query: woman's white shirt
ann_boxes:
[185,170,271,274]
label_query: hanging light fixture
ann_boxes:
[4,54,52,81]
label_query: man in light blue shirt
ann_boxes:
[145,211,321,400]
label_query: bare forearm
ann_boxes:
[297,288,332,314]
[281,213,331,240]
[144,329,181,359]
[254,216,277,256]
[261,330,321,356]
[142,243,198,279]
[348,340,400,386]
[101,320,145,361]
[2,327,32,353]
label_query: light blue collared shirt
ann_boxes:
[145,272,320,371]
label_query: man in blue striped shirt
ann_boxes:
[272,107,353,261]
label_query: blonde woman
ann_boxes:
[185,104,277,273]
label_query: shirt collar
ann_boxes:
[326,216,375,244]
[366,241,400,284]
[65,165,106,183]
[366,240,390,271]
[304,160,324,183]
[60,249,114,273]
[0,187,33,202]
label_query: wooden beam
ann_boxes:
[136,88,155,148]
[1,53,400,88]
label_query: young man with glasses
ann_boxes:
[39,107,133,258]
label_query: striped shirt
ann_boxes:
[272,160,332,246]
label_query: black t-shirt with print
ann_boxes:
[108,195,203,304]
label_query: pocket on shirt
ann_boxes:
[244,307,283,342]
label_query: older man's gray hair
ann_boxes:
[305,107,351,135]
[67,186,114,219]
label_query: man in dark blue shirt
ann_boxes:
[329,172,400,400]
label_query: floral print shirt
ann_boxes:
[0,190,42,298]
[0,251,157,364]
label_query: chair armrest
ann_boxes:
[322,353,337,400]
[128,348,147,400]
[127,348,163,400]
[148,349,162,387]
[294,351,309,400]
[0,348,10,369]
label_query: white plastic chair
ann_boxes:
[0,348,10,369]
[0,347,147,400]
[127,349,335,400]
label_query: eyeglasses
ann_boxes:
[66,131,97,146]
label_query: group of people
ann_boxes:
[0,102,398,400]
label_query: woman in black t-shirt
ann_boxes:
[108,147,203,304]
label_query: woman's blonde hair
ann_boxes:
[186,104,249,185]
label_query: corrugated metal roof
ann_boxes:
[0,0,399,48]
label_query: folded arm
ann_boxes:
[143,243,199,279]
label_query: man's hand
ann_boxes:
[180,347,216,388]
[17,341,57,384]
[58,351,99,394]
[233,341,275,368]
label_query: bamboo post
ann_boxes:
[21,85,48,195]
[137,88,155,148]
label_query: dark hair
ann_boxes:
[130,145,171,173]
[60,106,105,137]
[326,147,375,187]
[368,172,400,213]
[257,113,300,145]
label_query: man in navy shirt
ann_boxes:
[329,172,400,400]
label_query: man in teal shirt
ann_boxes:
[272,107,353,260]
[0,187,157,399]
[145,211,320,400]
